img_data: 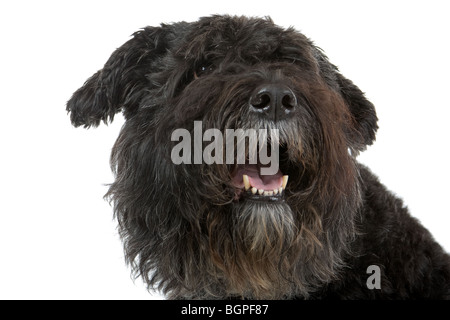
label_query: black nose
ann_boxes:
[249,84,297,121]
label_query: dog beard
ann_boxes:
[202,199,308,299]
[233,201,296,254]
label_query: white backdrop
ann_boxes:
[0,0,449,299]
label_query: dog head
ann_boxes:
[67,15,378,299]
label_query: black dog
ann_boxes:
[67,15,450,299]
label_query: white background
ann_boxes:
[0,0,449,300]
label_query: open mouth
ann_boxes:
[231,164,288,202]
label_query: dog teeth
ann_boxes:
[243,175,250,190]
[241,175,289,197]
[282,175,289,189]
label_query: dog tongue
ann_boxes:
[232,164,283,190]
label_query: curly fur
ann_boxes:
[67,15,450,299]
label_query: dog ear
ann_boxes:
[314,47,378,150]
[67,26,169,128]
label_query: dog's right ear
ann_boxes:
[67,26,169,128]
[312,47,378,151]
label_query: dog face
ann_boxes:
[68,15,378,299]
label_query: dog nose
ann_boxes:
[249,84,297,120]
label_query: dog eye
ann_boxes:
[194,65,214,79]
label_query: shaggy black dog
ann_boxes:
[67,15,450,299]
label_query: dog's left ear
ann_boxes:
[67,26,171,128]
[314,47,378,151]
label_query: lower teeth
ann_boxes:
[242,174,288,197]
[250,187,283,196]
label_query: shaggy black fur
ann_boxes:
[67,15,450,299]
